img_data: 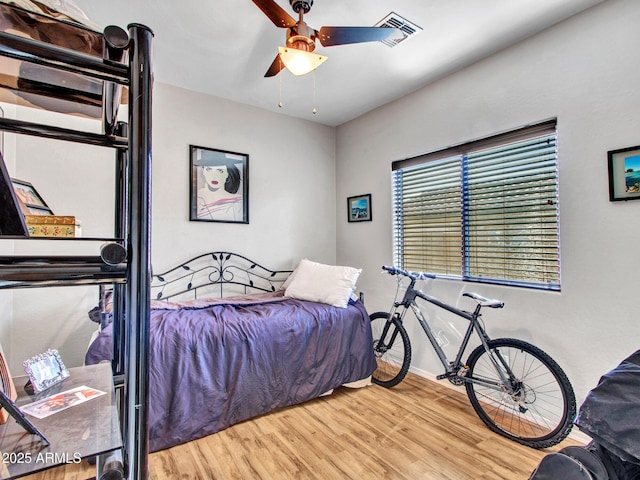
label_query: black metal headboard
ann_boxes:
[150,251,293,301]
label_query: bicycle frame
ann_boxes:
[388,276,516,391]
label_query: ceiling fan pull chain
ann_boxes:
[312,71,317,114]
[278,57,284,108]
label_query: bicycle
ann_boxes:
[370,266,576,449]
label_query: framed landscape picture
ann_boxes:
[347,194,372,222]
[608,145,640,201]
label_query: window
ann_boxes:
[392,120,560,290]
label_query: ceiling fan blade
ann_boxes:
[317,26,402,46]
[251,0,297,28]
[264,54,285,77]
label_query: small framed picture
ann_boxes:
[608,146,640,201]
[23,349,70,393]
[11,178,54,215]
[347,193,372,222]
[189,145,249,224]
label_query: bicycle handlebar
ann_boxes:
[382,265,436,281]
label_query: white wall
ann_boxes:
[2,82,336,372]
[336,0,640,406]
[150,84,337,273]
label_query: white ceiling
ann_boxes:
[73,0,604,127]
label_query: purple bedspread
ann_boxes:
[85,292,376,452]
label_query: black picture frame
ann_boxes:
[607,145,640,201]
[11,178,54,215]
[0,151,29,237]
[189,145,249,224]
[347,193,372,222]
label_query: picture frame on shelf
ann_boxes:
[0,151,29,237]
[11,178,54,215]
[607,145,640,201]
[347,193,372,222]
[24,205,54,216]
[189,145,249,224]
[23,349,69,394]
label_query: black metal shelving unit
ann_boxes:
[0,8,153,479]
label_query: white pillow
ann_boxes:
[284,259,361,308]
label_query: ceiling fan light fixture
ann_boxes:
[278,46,327,76]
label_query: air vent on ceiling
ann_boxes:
[374,12,422,47]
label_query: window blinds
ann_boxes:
[393,120,560,290]
[393,157,462,276]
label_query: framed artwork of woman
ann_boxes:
[189,145,249,224]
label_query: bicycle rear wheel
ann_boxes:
[465,338,576,449]
[370,312,411,388]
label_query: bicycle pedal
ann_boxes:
[436,371,457,380]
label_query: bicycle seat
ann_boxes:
[462,292,504,308]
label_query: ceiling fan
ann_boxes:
[252,0,403,77]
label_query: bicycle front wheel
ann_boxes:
[370,312,411,388]
[465,338,576,449]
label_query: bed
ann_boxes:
[85,252,377,452]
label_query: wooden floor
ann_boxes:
[23,371,580,480]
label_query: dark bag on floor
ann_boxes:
[528,446,608,480]
[575,350,640,468]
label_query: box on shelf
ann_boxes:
[25,215,81,238]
